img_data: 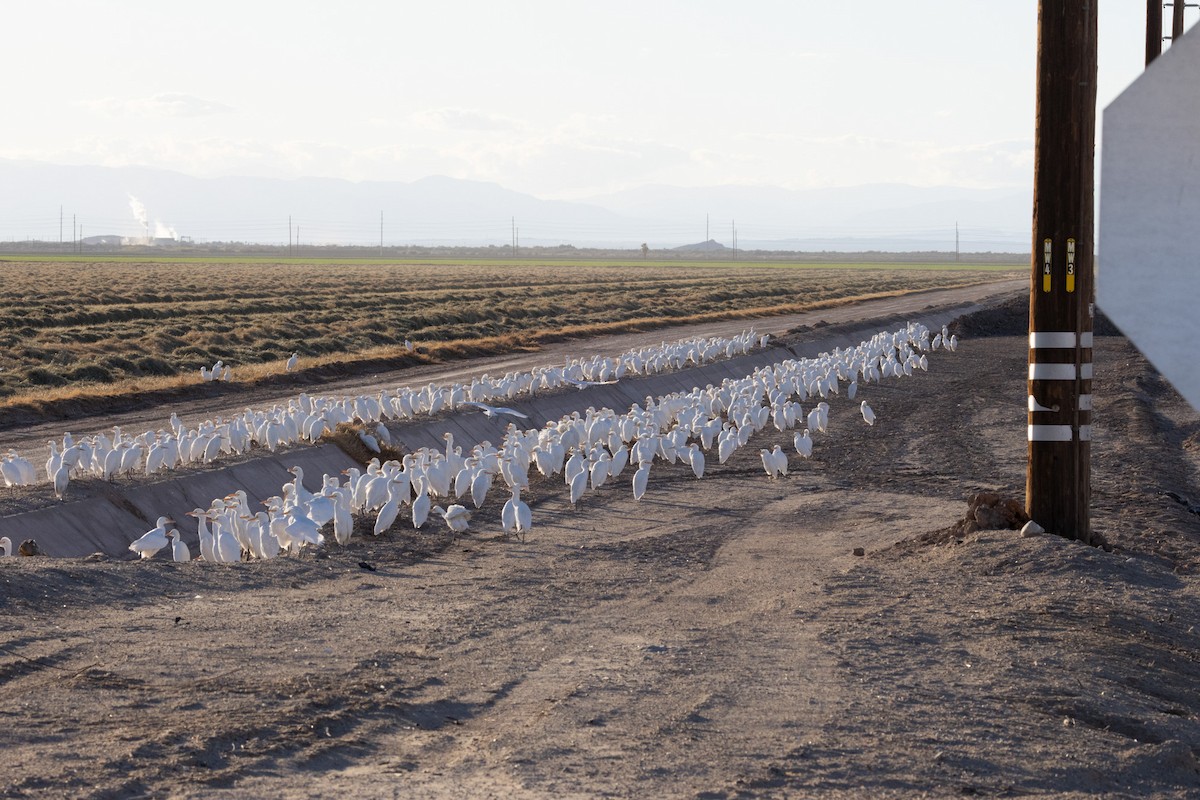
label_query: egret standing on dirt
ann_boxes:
[632,462,651,501]
[129,517,174,559]
[501,486,531,537]
[794,429,813,459]
[169,529,191,562]
[432,503,471,533]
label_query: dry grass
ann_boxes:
[0,259,1020,409]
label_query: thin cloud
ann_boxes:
[82,93,233,118]
[409,107,525,132]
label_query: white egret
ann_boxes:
[373,480,405,535]
[186,509,216,562]
[760,447,787,479]
[332,489,354,545]
[590,451,611,490]
[860,400,876,426]
[569,467,588,507]
[462,401,529,419]
[358,431,381,453]
[470,467,493,509]
[169,529,191,563]
[411,478,432,528]
[717,430,737,464]
[256,514,282,559]
[794,429,813,459]
[213,518,242,562]
[305,491,336,528]
[632,463,651,501]
[53,462,70,501]
[432,503,472,533]
[284,509,323,550]
[564,448,586,485]
[501,486,531,537]
[564,377,619,389]
[129,517,173,559]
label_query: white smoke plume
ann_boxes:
[128,194,149,236]
[128,194,179,241]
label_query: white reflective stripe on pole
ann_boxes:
[1030,332,1077,348]
[1029,424,1074,441]
[1029,363,1078,380]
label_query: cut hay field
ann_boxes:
[0,258,1020,406]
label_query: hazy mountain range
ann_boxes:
[0,159,1030,252]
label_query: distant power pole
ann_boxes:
[288,215,292,257]
[1147,0,1163,64]
[1026,0,1098,543]
[380,211,384,257]
[511,216,516,254]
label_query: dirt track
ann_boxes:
[3,293,1200,798]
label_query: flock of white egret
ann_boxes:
[123,322,959,562]
[0,329,768,499]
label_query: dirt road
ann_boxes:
[2,295,1199,798]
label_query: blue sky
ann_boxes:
[0,1,1185,199]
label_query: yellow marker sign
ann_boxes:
[1066,238,1076,293]
[1042,238,1052,292]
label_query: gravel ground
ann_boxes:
[2,296,1199,799]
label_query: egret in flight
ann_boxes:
[564,377,619,389]
[463,401,529,420]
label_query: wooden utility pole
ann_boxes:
[1027,0,1098,543]
[1172,0,1186,42]
[1147,0,1163,64]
